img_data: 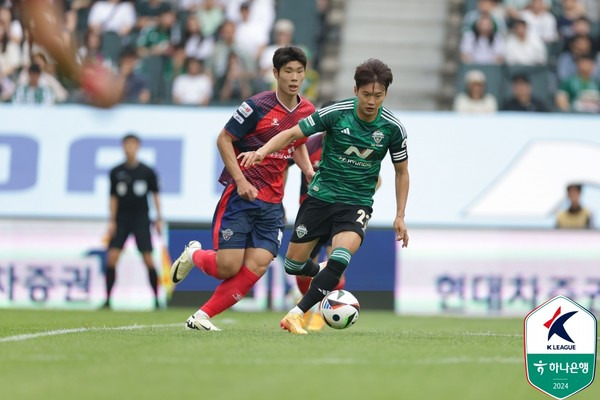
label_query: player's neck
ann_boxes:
[276,89,299,111]
[125,158,139,167]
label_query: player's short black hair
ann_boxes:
[28,64,42,74]
[272,46,307,71]
[122,133,141,143]
[354,59,393,91]
[511,73,530,84]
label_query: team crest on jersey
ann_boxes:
[238,102,253,117]
[372,130,384,145]
[295,224,308,238]
[222,229,234,241]
[271,118,279,126]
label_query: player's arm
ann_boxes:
[217,128,258,201]
[238,125,304,167]
[152,192,163,235]
[291,143,315,182]
[393,161,410,248]
[108,195,118,238]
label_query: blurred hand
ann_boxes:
[237,150,265,168]
[236,179,258,202]
[394,216,409,248]
[304,168,315,182]
[81,62,124,108]
[107,220,116,239]
[154,219,163,235]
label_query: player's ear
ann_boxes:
[353,85,358,96]
[273,67,279,80]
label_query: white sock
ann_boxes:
[194,309,209,319]
[288,306,304,315]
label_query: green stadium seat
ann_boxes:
[142,55,169,103]
[456,63,504,103]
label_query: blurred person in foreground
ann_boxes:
[18,0,124,107]
[502,74,549,111]
[105,134,163,309]
[453,69,498,113]
[169,46,315,331]
[556,183,592,228]
[238,58,410,335]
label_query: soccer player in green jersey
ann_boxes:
[239,58,409,334]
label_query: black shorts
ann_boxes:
[291,196,372,245]
[108,215,153,252]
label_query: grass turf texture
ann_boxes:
[0,309,597,400]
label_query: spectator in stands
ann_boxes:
[520,0,559,44]
[453,69,498,112]
[555,54,600,112]
[557,34,600,81]
[88,0,136,37]
[234,1,269,61]
[218,50,253,103]
[460,14,506,64]
[0,69,15,101]
[502,74,549,111]
[137,6,178,58]
[557,0,588,39]
[172,57,212,105]
[0,16,24,76]
[17,52,68,102]
[182,14,214,61]
[258,18,294,88]
[78,29,115,70]
[504,0,553,20]
[463,0,507,34]
[505,18,547,65]
[556,184,592,228]
[570,16,599,52]
[12,64,54,104]
[118,47,150,103]
[136,0,172,30]
[196,0,225,37]
[207,20,254,95]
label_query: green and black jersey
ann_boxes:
[298,98,408,207]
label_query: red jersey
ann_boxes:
[220,91,315,203]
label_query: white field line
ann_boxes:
[0,323,181,343]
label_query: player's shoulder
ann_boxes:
[380,106,407,137]
[317,98,355,118]
[137,162,156,173]
[110,163,126,174]
[233,91,276,120]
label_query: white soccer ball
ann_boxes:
[319,290,360,329]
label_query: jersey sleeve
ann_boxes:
[109,168,117,195]
[148,168,159,193]
[224,99,261,140]
[298,109,333,137]
[389,125,408,164]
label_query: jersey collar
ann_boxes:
[276,91,302,113]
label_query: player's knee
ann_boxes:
[284,258,306,275]
[216,261,241,279]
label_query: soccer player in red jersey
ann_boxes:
[170,46,318,331]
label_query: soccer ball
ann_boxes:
[320,290,360,329]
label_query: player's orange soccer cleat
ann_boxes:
[280,313,308,335]
[306,312,326,331]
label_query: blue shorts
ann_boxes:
[212,185,284,256]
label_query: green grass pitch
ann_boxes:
[0,309,597,400]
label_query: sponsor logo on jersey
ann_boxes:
[341,128,351,135]
[271,118,279,126]
[295,224,308,238]
[233,112,244,124]
[372,130,384,144]
[222,228,234,241]
[344,146,374,159]
[133,180,148,196]
[238,102,253,117]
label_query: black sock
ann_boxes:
[297,259,346,312]
[147,268,158,299]
[106,267,116,301]
[300,259,320,277]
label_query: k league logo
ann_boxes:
[524,296,597,400]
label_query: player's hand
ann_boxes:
[154,219,163,235]
[107,220,116,238]
[394,216,409,248]
[236,179,258,202]
[81,62,125,108]
[237,150,265,168]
